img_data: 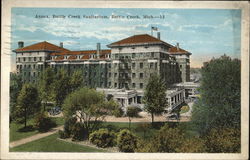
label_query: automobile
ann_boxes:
[49,106,62,116]
[167,113,178,120]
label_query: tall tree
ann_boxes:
[15,84,41,128]
[69,70,84,92]
[143,74,167,124]
[191,55,241,135]
[38,68,55,111]
[52,69,70,107]
[63,87,119,138]
[10,73,23,121]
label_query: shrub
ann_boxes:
[58,130,70,139]
[117,129,138,152]
[71,122,88,141]
[35,113,56,132]
[89,128,116,148]
[205,127,240,153]
[64,117,77,136]
[113,107,124,117]
[176,137,207,153]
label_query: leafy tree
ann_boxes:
[15,84,41,128]
[10,73,23,121]
[143,73,167,125]
[117,129,138,152]
[69,70,84,92]
[126,106,141,130]
[191,55,241,135]
[38,68,55,111]
[35,112,56,132]
[52,69,70,107]
[205,127,240,153]
[62,87,119,138]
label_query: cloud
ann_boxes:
[179,24,217,33]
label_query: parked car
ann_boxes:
[167,113,178,120]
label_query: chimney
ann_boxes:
[18,41,24,48]
[157,32,161,40]
[60,42,63,48]
[176,43,179,51]
[97,43,101,58]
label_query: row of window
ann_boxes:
[17,64,43,70]
[17,57,43,62]
[114,82,144,89]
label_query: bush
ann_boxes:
[64,117,77,137]
[176,137,207,153]
[205,127,240,153]
[35,113,56,132]
[89,128,116,148]
[71,122,88,141]
[117,129,138,152]
[113,107,124,117]
[58,130,70,139]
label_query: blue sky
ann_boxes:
[11,8,241,68]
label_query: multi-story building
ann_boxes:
[14,33,192,111]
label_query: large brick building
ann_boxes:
[14,33,192,111]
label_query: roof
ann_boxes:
[168,46,191,55]
[14,41,70,52]
[108,34,173,47]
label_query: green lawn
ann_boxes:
[10,116,64,142]
[10,133,107,152]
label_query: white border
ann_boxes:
[1,0,249,160]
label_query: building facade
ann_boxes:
[14,33,192,111]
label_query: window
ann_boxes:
[149,63,153,68]
[33,64,36,69]
[114,73,117,77]
[132,83,136,88]
[33,72,36,77]
[132,73,136,78]
[114,83,117,87]
[39,57,42,61]
[34,57,36,61]
[29,57,31,61]
[23,57,26,62]
[140,63,143,68]
[109,82,111,86]
[140,83,143,88]
[180,65,182,68]
[140,73,143,79]
[155,63,158,69]
[109,72,111,77]
[114,63,117,68]
[151,52,154,57]
[132,53,135,58]
[132,63,135,69]
[18,58,20,62]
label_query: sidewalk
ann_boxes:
[9,125,63,148]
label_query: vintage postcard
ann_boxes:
[1,0,249,160]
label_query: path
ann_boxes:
[9,125,63,148]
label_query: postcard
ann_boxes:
[1,0,249,160]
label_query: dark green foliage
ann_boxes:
[113,107,124,117]
[10,73,23,122]
[89,129,116,148]
[205,127,240,153]
[63,117,77,137]
[69,69,84,92]
[191,55,241,135]
[176,137,207,153]
[58,130,70,139]
[117,129,138,152]
[143,73,167,124]
[35,113,56,132]
[71,122,88,141]
[15,84,41,128]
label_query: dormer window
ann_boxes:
[132,47,135,49]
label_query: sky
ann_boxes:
[10,8,241,69]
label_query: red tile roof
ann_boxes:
[54,56,64,61]
[108,34,173,47]
[14,41,70,52]
[68,55,77,60]
[168,47,191,55]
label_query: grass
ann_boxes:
[10,116,64,142]
[10,133,107,152]
[180,105,190,114]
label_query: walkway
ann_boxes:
[9,125,63,148]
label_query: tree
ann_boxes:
[191,55,241,135]
[126,106,141,130]
[52,69,70,107]
[62,87,119,138]
[38,68,55,111]
[15,84,41,128]
[69,70,84,92]
[10,73,23,121]
[117,129,138,152]
[143,73,167,125]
